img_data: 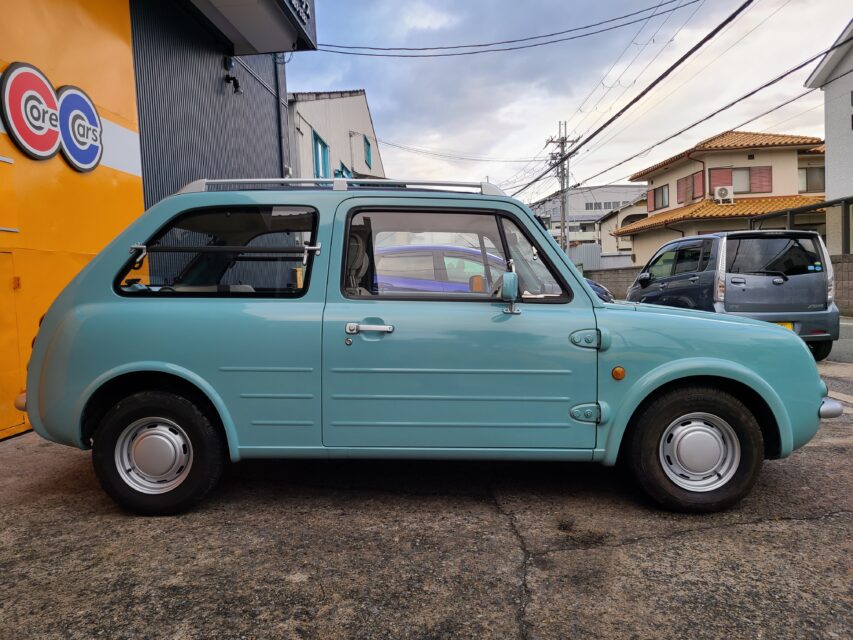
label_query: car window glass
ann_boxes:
[726,236,822,277]
[443,255,487,284]
[673,244,702,275]
[647,248,676,279]
[500,219,568,299]
[117,206,317,296]
[346,211,506,297]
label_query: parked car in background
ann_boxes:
[20,180,839,516]
[585,278,614,302]
[374,244,614,302]
[626,231,839,361]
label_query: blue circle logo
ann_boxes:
[57,85,102,172]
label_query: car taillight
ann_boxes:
[713,238,727,303]
[817,235,834,304]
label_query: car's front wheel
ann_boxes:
[628,386,763,512]
[92,391,225,515]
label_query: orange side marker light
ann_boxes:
[612,366,626,381]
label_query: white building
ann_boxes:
[805,20,853,255]
[528,184,647,244]
[288,89,385,180]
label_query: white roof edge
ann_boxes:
[805,20,853,88]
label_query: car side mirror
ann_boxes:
[637,272,651,288]
[495,272,521,315]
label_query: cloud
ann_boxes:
[288,0,846,202]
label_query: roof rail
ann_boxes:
[176,178,506,197]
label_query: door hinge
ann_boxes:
[569,329,600,349]
[570,403,600,423]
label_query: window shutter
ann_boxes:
[693,171,704,199]
[647,190,654,212]
[750,166,772,193]
[709,168,732,193]
[676,177,687,204]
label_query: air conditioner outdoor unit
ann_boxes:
[714,185,735,205]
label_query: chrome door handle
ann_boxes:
[659,283,668,289]
[345,323,394,335]
[688,276,699,282]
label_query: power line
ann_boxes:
[573,0,707,140]
[357,132,542,163]
[319,0,688,51]
[572,0,789,166]
[512,0,755,196]
[572,65,853,188]
[315,2,703,58]
[564,0,669,135]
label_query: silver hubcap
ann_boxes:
[115,418,193,494]
[659,412,740,492]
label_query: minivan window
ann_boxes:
[726,236,823,277]
[117,206,318,296]
[647,247,677,279]
[673,244,702,275]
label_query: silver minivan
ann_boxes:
[626,230,839,360]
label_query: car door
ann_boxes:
[659,240,705,309]
[634,244,677,306]
[322,198,599,450]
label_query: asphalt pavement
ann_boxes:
[830,316,853,364]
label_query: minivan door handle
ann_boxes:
[345,323,394,335]
[688,276,699,282]
[730,277,746,285]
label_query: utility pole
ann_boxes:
[547,121,578,251]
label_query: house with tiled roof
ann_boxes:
[613,130,826,265]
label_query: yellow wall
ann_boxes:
[0,0,144,438]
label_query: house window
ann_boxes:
[585,202,594,211]
[313,132,330,178]
[709,166,772,194]
[732,168,750,193]
[798,167,825,193]
[335,162,353,179]
[363,135,372,169]
[649,184,669,211]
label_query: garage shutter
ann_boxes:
[750,166,772,193]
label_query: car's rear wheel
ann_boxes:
[808,340,832,362]
[628,386,763,512]
[92,391,225,515]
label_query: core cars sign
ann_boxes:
[0,62,103,172]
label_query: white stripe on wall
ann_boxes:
[100,119,142,177]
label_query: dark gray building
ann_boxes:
[130,0,317,206]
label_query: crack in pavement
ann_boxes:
[488,485,532,640]
[535,509,853,556]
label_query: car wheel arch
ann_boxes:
[601,364,789,467]
[79,366,239,462]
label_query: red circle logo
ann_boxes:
[1,62,61,160]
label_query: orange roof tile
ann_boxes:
[801,143,825,154]
[629,131,824,181]
[614,195,825,236]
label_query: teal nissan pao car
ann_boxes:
[20,179,841,515]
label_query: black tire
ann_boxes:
[92,391,226,515]
[808,340,832,362]
[628,386,763,513]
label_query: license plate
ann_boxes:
[774,322,794,331]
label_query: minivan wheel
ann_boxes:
[628,386,763,513]
[808,340,832,362]
[92,391,225,515]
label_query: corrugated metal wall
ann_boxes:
[130,0,289,207]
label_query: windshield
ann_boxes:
[725,236,823,277]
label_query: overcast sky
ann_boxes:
[287,0,850,203]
